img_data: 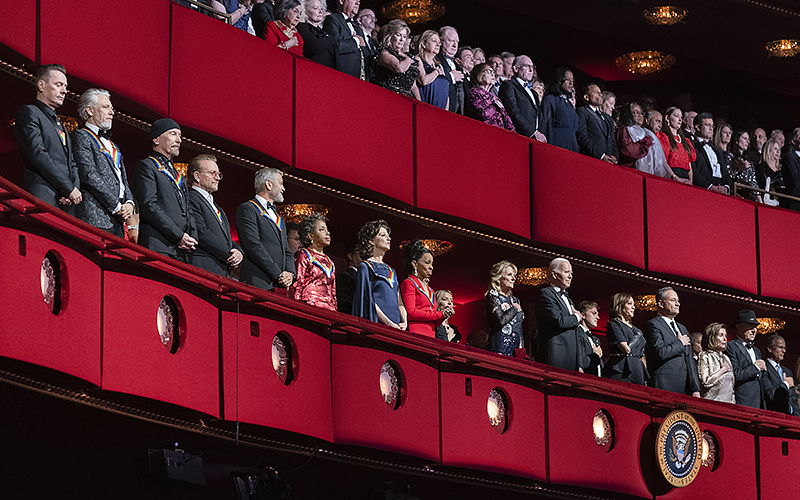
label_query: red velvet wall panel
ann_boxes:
[547,396,650,497]
[757,206,800,301]
[646,176,758,293]
[331,344,439,460]
[416,107,531,238]
[0,1,36,61]
[39,0,170,115]
[0,228,101,385]
[657,423,757,500]
[170,8,293,166]
[440,373,546,479]
[531,144,646,268]
[294,59,414,205]
[221,311,333,441]
[102,271,219,417]
[759,436,800,499]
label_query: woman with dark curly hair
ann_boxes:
[287,212,336,310]
[352,220,407,329]
[542,67,579,152]
[399,239,452,337]
[484,260,524,356]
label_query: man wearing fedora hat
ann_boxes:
[725,309,766,408]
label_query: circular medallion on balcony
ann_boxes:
[656,410,702,487]
[379,361,404,410]
[40,251,66,315]
[487,388,509,434]
[592,409,614,452]
[701,430,719,470]
[271,331,296,385]
[157,296,182,354]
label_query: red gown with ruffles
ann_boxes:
[288,248,337,311]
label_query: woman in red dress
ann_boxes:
[264,0,304,56]
[657,106,695,184]
[400,239,452,337]
[288,212,336,311]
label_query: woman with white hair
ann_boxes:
[616,102,675,179]
[296,0,335,68]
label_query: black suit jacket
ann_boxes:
[644,316,701,395]
[692,139,732,190]
[323,11,365,79]
[15,101,78,207]
[251,1,274,39]
[781,150,800,211]
[724,337,764,409]
[576,106,618,160]
[578,326,604,376]
[297,22,336,68]
[336,266,358,314]
[235,199,296,290]
[133,154,195,259]
[72,128,134,235]
[436,53,466,115]
[763,360,792,414]
[188,189,241,277]
[498,78,543,138]
[535,286,581,370]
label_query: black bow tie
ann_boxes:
[745,341,755,349]
[266,201,276,211]
[98,128,112,139]
[560,289,569,297]
[697,139,708,146]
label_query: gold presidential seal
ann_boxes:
[656,410,702,487]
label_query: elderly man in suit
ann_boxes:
[762,334,795,414]
[323,0,368,80]
[72,89,134,237]
[576,83,618,163]
[499,55,547,143]
[134,118,197,261]
[725,310,767,408]
[436,26,466,115]
[535,258,584,370]
[644,287,701,397]
[187,154,243,277]
[15,64,82,210]
[236,167,295,291]
[692,112,731,194]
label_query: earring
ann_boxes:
[413,266,418,276]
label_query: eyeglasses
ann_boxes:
[203,170,223,179]
[519,64,536,70]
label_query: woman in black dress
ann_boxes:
[373,19,421,99]
[603,292,649,385]
[296,0,335,68]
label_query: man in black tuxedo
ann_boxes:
[762,334,796,414]
[187,154,243,277]
[781,128,800,211]
[682,110,697,142]
[576,301,604,377]
[535,258,583,370]
[643,287,701,397]
[436,26,466,115]
[323,0,368,80]
[72,89,134,238]
[236,167,295,291]
[576,83,618,163]
[134,118,197,261]
[498,55,546,142]
[725,310,766,408]
[692,112,731,194]
[356,8,378,52]
[336,241,361,314]
[15,64,82,210]
[251,0,274,39]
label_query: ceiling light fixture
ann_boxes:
[642,6,688,25]
[381,0,445,26]
[756,317,785,334]
[615,51,676,75]
[766,39,800,57]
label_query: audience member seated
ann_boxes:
[373,20,421,99]
[727,129,759,199]
[264,0,304,55]
[434,289,460,342]
[436,27,466,115]
[691,112,732,194]
[323,0,368,80]
[467,329,488,349]
[400,239,448,337]
[726,310,766,408]
[643,287,700,397]
[469,64,514,132]
[352,220,407,329]
[251,0,275,40]
[697,322,735,403]
[416,30,449,110]
[471,47,486,65]
[485,260,524,356]
[288,212,336,310]
[601,91,616,119]
[603,292,648,385]
[297,0,335,68]
[535,258,582,370]
[73,89,134,237]
[657,107,695,184]
[576,301,603,377]
[762,334,795,414]
[682,110,697,141]
[755,138,784,207]
[645,109,662,134]
[781,128,800,211]
[576,83,618,163]
[616,102,674,179]
[498,56,546,140]
[543,67,579,152]
[210,0,255,33]
[336,241,361,314]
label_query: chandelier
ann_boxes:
[633,294,658,311]
[642,6,688,25]
[766,39,800,58]
[399,239,453,256]
[515,267,548,286]
[615,51,675,75]
[277,204,329,224]
[381,0,445,26]
[756,317,785,335]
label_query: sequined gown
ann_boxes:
[485,289,524,356]
[373,47,420,98]
[288,248,337,311]
[698,350,735,403]
[725,150,759,201]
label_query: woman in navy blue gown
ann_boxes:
[543,67,579,152]
[416,30,449,110]
[484,260,524,356]
[352,220,407,330]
